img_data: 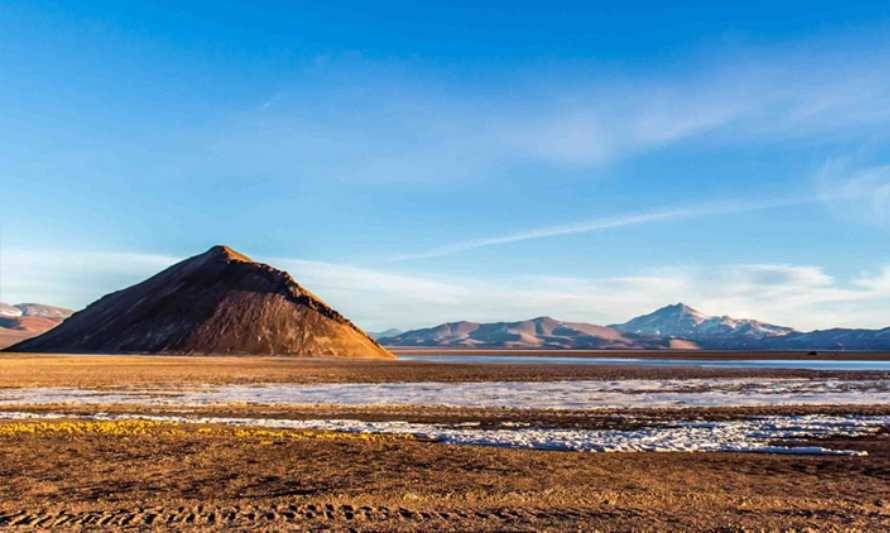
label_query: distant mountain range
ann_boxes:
[6,294,889,353]
[368,328,403,340]
[380,303,890,351]
[0,303,74,349]
[378,316,681,349]
[378,315,705,350]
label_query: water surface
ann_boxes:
[400,354,890,371]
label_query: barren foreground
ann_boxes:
[1,355,889,530]
[1,418,889,530]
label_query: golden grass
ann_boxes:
[0,418,415,444]
[0,419,177,437]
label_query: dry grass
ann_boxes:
[0,418,413,444]
[0,417,889,530]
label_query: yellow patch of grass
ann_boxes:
[0,418,415,443]
[231,426,415,443]
[0,419,178,437]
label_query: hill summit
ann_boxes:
[7,245,393,358]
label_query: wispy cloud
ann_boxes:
[817,160,890,228]
[0,249,179,308]
[390,195,818,261]
[5,248,890,331]
[145,36,890,188]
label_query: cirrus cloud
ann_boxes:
[4,248,890,331]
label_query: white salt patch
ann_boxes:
[1,411,885,456]
[1,378,890,410]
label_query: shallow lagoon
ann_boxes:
[400,354,890,371]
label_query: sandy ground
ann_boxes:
[1,354,889,530]
[0,417,888,530]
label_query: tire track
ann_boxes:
[0,503,614,529]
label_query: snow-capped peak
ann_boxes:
[0,303,23,318]
[612,303,797,346]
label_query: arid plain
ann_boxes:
[2,353,890,530]
[8,2,890,530]
[3,248,890,530]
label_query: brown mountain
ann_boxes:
[7,246,393,358]
[0,303,73,349]
[379,316,684,349]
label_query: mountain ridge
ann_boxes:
[380,303,890,351]
[611,303,797,349]
[379,316,677,349]
[7,245,393,358]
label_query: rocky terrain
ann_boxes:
[6,246,392,358]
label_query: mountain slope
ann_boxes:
[7,246,393,358]
[379,317,676,349]
[612,303,796,348]
[0,303,74,349]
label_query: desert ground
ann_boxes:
[2,354,890,530]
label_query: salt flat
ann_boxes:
[2,410,887,455]
[3,377,890,409]
[4,377,890,456]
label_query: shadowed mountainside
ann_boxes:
[7,246,393,358]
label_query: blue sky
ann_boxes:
[2,1,890,330]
